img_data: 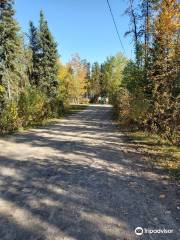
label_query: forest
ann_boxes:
[0,1,180,239]
[0,0,179,145]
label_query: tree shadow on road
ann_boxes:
[0,106,179,240]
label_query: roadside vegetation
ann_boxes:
[112,0,180,146]
[0,1,179,177]
[0,1,88,133]
[122,130,180,181]
[112,0,179,179]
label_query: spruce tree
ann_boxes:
[0,0,26,116]
[38,11,59,98]
[28,21,40,86]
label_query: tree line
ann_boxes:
[87,0,179,144]
[0,0,89,132]
[115,0,179,144]
[82,0,180,144]
[0,0,179,145]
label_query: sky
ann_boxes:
[14,0,133,64]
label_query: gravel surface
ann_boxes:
[0,105,179,240]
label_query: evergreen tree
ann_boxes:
[140,0,160,98]
[86,62,91,82]
[28,21,40,86]
[0,0,25,105]
[38,10,59,98]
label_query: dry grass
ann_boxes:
[124,131,180,181]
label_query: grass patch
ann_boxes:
[124,130,180,181]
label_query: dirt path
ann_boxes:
[0,105,179,240]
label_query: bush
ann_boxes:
[130,97,150,127]
[113,87,150,129]
[112,88,132,125]
[0,87,66,133]
[18,87,47,126]
[0,101,20,133]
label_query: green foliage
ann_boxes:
[113,87,150,128]
[89,62,101,101]
[38,11,59,97]
[0,88,49,133]
[0,0,179,148]
[28,11,59,101]
[0,3,61,133]
[28,21,40,86]
[113,88,132,125]
[113,0,180,145]
[0,0,26,102]
[130,97,150,125]
[0,84,5,111]
[101,53,128,101]
[146,0,180,142]
[66,54,87,104]
[122,61,144,94]
[0,100,19,132]
[18,87,47,126]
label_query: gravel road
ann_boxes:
[0,105,179,240]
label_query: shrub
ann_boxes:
[0,100,20,133]
[130,97,150,127]
[18,87,47,126]
[112,88,132,125]
[113,87,150,129]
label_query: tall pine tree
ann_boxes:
[0,0,25,107]
[38,11,58,98]
[28,21,40,86]
[28,11,59,98]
